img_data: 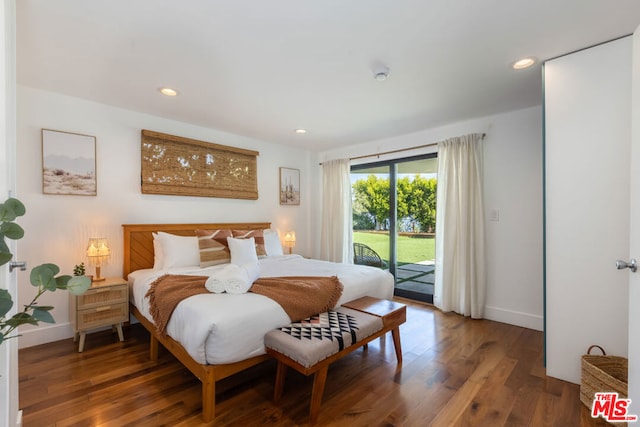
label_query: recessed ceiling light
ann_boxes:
[160,87,178,96]
[295,129,307,134]
[512,57,536,70]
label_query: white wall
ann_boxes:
[317,106,544,331]
[16,85,315,348]
[545,38,631,384]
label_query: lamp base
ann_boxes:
[93,265,105,282]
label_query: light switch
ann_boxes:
[489,209,500,222]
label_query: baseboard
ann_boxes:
[484,305,543,331]
[18,318,138,349]
[17,322,74,349]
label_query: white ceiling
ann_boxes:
[16,1,640,151]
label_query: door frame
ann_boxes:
[0,0,18,425]
[351,152,437,303]
[627,26,640,416]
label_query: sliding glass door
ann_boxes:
[351,154,437,303]
[352,164,391,272]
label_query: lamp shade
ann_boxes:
[87,237,110,259]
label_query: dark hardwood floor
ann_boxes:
[19,299,609,426]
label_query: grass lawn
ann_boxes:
[353,231,435,265]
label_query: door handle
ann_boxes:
[616,259,637,273]
[9,261,26,273]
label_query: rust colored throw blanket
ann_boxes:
[146,274,343,336]
[146,274,210,336]
[250,276,343,322]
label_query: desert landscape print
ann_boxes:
[42,129,97,196]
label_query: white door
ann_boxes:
[627,26,640,416]
[545,37,631,384]
[0,1,18,425]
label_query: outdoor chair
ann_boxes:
[353,242,386,268]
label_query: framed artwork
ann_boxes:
[279,167,300,205]
[42,129,97,196]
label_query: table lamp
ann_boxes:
[284,231,296,254]
[87,237,110,281]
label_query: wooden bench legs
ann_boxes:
[273,361,288,402]
[271,327,403,426]
[273,361,328,426]
[392,327,403,364]
[309,366,329,426]
[266,298,407,426]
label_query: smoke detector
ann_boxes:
[373,66,390,81]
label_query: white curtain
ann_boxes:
[434,133,486,318]
[320,159,353,263]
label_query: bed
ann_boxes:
[122,222,394,421]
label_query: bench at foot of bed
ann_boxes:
[264,297,406,426]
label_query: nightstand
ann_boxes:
[70,276,129,352]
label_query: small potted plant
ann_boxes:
[74,261,92,282]
[73,262,85,276]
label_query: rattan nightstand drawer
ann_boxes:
[76,302,128,330]
[77,284,127,310]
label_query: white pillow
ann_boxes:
[152,232,164,269]
[263,229,284,256]
[227,236,259,265]
[156,231,200,269]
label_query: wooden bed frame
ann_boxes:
[122,222,271,422]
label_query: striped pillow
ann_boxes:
[195,229,233,267]
[231,229,266,257]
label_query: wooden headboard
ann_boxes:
[122,222,271,277]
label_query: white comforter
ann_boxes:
[128,255,394,365]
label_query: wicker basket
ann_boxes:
[580,345,628,424]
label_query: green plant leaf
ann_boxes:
[39,263,60,276]
[6,312,38,327]
[32,307,55,323]
[30,264,57,291]
[66,275,91,295]
[0,203,14,222]
[0,238,12,267]
[55,275,71,290]
[0,289,13,318]
[0,333,4,345]
[0,197,25,222]
[0,221,24,240]
[5,197,25,217]
[0,252,12,268]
